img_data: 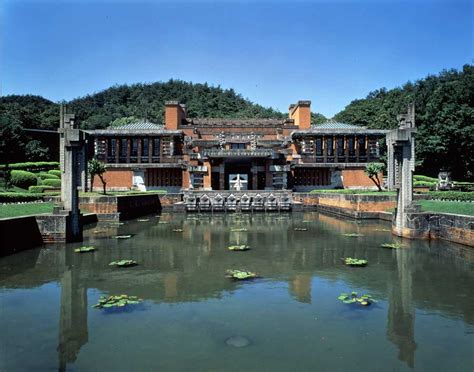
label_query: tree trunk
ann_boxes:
[90,173,94,193]
[370,175,382,191]
[98,174,107,195]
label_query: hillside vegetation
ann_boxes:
[1,67,472,179]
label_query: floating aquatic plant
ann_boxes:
[113,235,133,239]
[109,260,138,267]
[343,233,364,237]
[158,221,169,224]
[137,219,149,222]
[228,245,250,251]
[231,228,248,232]
[92,294,142,309]
[294,228,308,231]
[342,257,368,267]
[380,242,404,249]
[172,228,183,232]
[338,292,376,306]
[375,228,391,232]
[226,269,258,280]
[74,246,95,253]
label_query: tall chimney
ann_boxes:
[165,101,186,130]
[289,100,311,129]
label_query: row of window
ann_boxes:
[300,137,373,157]
[107,138,161,157]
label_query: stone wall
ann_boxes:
[294,192,396,215]
[0,216,43,256]
[400,212,474,247]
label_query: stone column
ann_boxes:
[388,104,417,237]
[219,164,225,190]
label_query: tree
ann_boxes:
[88,158,107,194]
[25,140,49,160]
[365,163,385,191]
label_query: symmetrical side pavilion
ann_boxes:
[88,101,388,192]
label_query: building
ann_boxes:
[89,101,387,192]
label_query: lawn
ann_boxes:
[309,189,396,196]
[419,200,474,216]
[0,202,54,219]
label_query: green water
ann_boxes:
[1,212,473,371]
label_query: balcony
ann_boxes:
[200,149,275,158]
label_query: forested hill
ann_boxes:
[0,80,297,131]
[335,64,473,180]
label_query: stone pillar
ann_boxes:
[203,160,211,190]
[36,105,86,243]
[251,163,258,190]
[219,164,225,190]
[387,104,417,237]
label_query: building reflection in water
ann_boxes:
[47,213,474,370]
[387,248,417,368]
[57,261,88,371]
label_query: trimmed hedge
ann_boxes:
[427,191,474,202]
[42,179,61,188]
[414,181,436,187]
[414,175,438,183]
[48,170,62,178]
[38,172,60,180]
[0,192,44,203]
[0,162,60,172]
[11,170,38,189]
[28,185,56,193]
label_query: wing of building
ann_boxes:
[87,101,388,192]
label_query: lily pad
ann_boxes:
[380,242,404,249]
[343,233,364,237]
[137,219,149,222]
[74,246,95,253]
[113,235,133,239]
[375,228,391,232]
[338,292,377,307]
[172,229,183,232]
[92,294,143,309]
[294,227,308,231]
[228,245,250,251]
[109,259,138,267]
[226,269,258,280]
[230,228,248,232]
[342,257,368,267]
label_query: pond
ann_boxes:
[1,212,473,371]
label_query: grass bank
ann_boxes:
[419,200,474,216]
[0,202,54,219]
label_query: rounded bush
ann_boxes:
[28,185,56,193]
[11,170,39,189]
[0,192,44,203]
[42,179,61,188]
[48,170,62,178]
[38,172,60,180]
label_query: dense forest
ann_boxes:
[1,66,473,179]
[334,64,473,180]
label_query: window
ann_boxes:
[131,139,138,157]
[142,138,149,157]
[337,138,344,157]
[348,137,355,156]
[327,138,334,156]
[153,138,160,156]
[358,137,366,156]
[315,138,323,156]
[120,139,128,157]
[231,143,246,150]
[108,139,116,156]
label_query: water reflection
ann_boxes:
[0,212,472,371]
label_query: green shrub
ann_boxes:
[414,181,436,187]
[0,162,60,172]
[28,185,56,193]
[414,175,438,183]
[38,172,60,180]
[0,192,44,203]
[11,170,38,189]
[427,191,474,202]
[41,179,61,188]
[48,169,62,177]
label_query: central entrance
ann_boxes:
[210,158,267,190]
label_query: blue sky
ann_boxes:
[1,0,472,117]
